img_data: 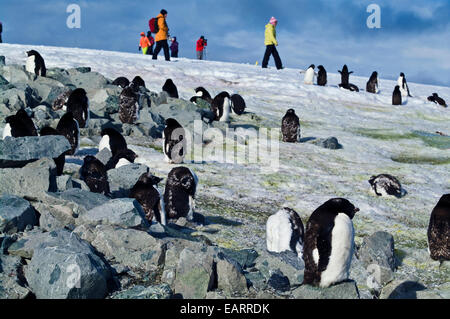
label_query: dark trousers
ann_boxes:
[146,45,154,55]
[152,40,170,61]
[0,34,2,43]
[262,45,282,69]
[171,51,178,58]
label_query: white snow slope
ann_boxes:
[1,44,449,295]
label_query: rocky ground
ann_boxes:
[0,50,449,299]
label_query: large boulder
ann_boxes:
[216,255,248,296]
[0,158,58,197]
[0,135,71,168]
[0,254,31,299]
[107,163,150,198]
[87,87,121,118]
[70,72,109,89]
[0,86,40,114]
[152,99,215,128]
[0,65,35,84]
[45,68,73,86]
[0,195,38,234]
[24,229,112,299]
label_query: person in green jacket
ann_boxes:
[262,17,283,70]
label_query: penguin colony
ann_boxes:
[2,49,448,293]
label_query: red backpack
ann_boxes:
[149,17,159,34]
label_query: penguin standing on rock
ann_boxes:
[105,149,138,170]
[67,88,89,128]
[112,77,130,88]
[211,91,231,122]
[130,173,166,225]
[119,86,139,124]
[317,65,327,86]
[303,198,359,288]
[366,71,379,94]
[266,207,305,258]
[80,155,110,195]
[163,167,198,221]
[368,174,405,198]
[230,94,246,115]
[56,112,80,156]
[303,64,315,85]
[162,79,179,98]
[99,127,128,156]
[3,109,38,139]
[190,87,213,104]
[428,194,450,261]
[163,118,186,164]
[392,86,402,105]
[40,126,65,176]
[25,50,46,77]
[281,109,300,143]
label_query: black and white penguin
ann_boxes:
[392,85,402,105]
[368,174,405,198]
[162,79,179,98]
[119,86,139,124]
[56,112,79,156]
[105,149,138,170]
[163,118,186,164]
[67,88,89,128]
[281,109,300,143]
[427,93,447,107]
[112,77,130,89]
[130,172,166,225]
[397,72,412,97]
[366,71,379,94]
[211,91,231,122]
[338,65,359,92]
[266,207,305,258]
[40,126,65,176]
[3,109,38,139]
[99,127,128,156]
[131,76,146,91]
[163,167,198,221]
[80,155,110,195]
[303,198,359,288]
[317,65,327,86]
[230,94,246,115]
[52,89,73,111]
[303,64,315,85]
[427,194,450,261]
[25,50,46,77]
[190,87,213,105]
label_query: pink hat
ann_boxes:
[269,17,277,25]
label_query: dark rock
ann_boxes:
[267,269,290,292]
[0,195,38,234]
[311,137,343,149]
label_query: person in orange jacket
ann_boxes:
[139,32,151,55]
[152,9,170,61]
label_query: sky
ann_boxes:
[1,0,450,86]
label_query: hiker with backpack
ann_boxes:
[170,37,179,58]
[262,17,283,70]
[138,32,151,55]
[150,9,170,61]
[196,36,207,60]
[146,31,155,55]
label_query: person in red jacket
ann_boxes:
[146,31,155,55]
[196,36,207,60]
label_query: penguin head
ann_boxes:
[195,87,210,98]
[318,65,325,71]
[165,118,182,129]
[171,167,197,195]
[400,72,405,78]
[117,149,138,163]
[121,86,138,98]
[328,198,359,219]
[138,172,163,186]
[432,93,439,98]
[26,50,38,57]
[131,76,146,89]
[286,109,296,115]
[371,71,378,78]
[394,85,400,92]
[308,64,315,69]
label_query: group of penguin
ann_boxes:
[302,64,447,107]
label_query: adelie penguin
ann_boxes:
[230,94,246,115]
[427,194,450,261]
[162,79,179,98]
[163,118,186,164]
[67,88,90,128]
[397,72,412,97]
[427,93,447,108]
[266,207,305,258]
[190,87,213,104]
[303,64,315,85]
[80,155,110,196]
[392,85,402,105]
[211,91,231,122]
[119,86,139,124]
[338,65,359,92]
[99,127,128,156]
[25,50,46,77]
[317,65,327,86]
[131,76,146,91]
[366,71,379,94]
[3,109,38,139]
[112,77,130,89]
[281,109,300,143]
[163,167,198,221]
[130,172,166,225]
[40,126,65,176]
[303,198,359,288]
[105,149,138,170]
[56,112,80,156]
[369,174,406,198]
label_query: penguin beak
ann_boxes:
[354,207,360,214]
